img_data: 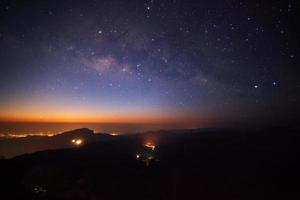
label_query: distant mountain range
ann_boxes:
[0,127,299,199]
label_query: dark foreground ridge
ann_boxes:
[0,128,299,199]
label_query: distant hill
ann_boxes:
[0,128,113,158]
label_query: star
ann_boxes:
[0,0,298,128]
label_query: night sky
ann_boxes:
[0,0,299,127]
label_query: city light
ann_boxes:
[0,132,55,138]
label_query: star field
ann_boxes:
[0,0,299,126]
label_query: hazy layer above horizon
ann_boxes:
[0,122,199,137]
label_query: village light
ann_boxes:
[72,138,83,146]
[144,142,155,150]
[75,139,82,145]
[110,132,119,136]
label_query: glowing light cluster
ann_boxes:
[110,132,119,136]
[144,142,155,150]
[71,138,83,145]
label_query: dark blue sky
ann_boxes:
[0,0,299,127]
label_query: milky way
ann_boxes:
[0,0,299,126]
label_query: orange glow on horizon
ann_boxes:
[0,99,213,126]
[0,113,207,125]
[0,101,215,127]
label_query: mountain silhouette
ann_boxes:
[0,128,112,158]
[0,127,299,199]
